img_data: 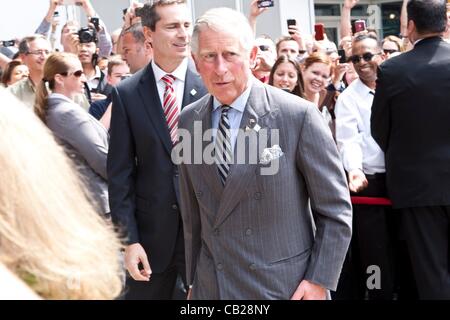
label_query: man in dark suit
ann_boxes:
[108,0,206,300]
[371,0,450,299]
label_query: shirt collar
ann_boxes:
[212,78,253,113]
[354,78,375,98]
[151,58,188,83]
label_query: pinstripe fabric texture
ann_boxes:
[178,80,352,299]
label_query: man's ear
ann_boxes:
[407,20,416,39]
[143,26,153,44]
[249,46,258,64]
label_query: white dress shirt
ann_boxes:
[151,58,188,113]
[335,78,385,174]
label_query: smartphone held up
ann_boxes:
[257,0,274,8]
[314,23,325,41]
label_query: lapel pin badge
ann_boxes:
[190,89,197,96]
[246,119,261,132]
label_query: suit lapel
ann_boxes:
[182,60,206,109]
[137,64,173,156]
[214,81,272,227]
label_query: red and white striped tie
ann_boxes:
[161,74,179,144]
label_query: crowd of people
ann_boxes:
[0,0,449,300]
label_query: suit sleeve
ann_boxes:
[59,108,108,180]
[296,104,353,291]
[371,65,391,151]
[108,86,139,244]
[178,154,202,286]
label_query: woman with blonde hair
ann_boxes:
[35,52,110,216]
[0,88,123,299]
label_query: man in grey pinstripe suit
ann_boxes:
[176,7,352,300]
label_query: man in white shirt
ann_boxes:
[335,34,397,300]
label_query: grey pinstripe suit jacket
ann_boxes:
[178,80,352,299]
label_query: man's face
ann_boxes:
[121,32,151,73]
[21,38,51,73]
[193,28,257,105]
[277,40,299,59]
[107,63,130,86]
[145,3,192,66]
[352,38,383,84]
[77,42,97,65]
[61,22,79,51]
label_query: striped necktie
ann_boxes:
[215,105,232,185]
[161,74,179,144]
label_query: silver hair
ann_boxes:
[191,7,254,55]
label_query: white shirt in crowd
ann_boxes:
[335,78,385,175]
[151,58,188,113]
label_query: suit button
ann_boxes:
[246,228,252,236]
[174,173,179,178]
[214,228,220,236]
[254,192,262,200]
[172,204,178,210]
[196,191,203,198]
[217,263,223,271]
[249,264,256,271]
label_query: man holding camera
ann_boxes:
[77,27,111,103]
[108,0,206,300]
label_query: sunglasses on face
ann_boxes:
[60,70,84,77]
[349,52,381,64]
[383,49,398,55]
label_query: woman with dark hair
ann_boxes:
[1,61,29,88]
[269,55,304,98]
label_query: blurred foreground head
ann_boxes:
[0,90,124,299]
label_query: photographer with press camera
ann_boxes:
[76,26,111,103]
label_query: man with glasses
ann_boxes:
[7,35,51,109]
[335,34,397,299]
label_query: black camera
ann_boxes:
[1,40,15,47]
[78,27,97,44]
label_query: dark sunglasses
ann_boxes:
[349,52,381,64]
[383,49,398,55]
[60,70,84,77]
[258,45,270,51]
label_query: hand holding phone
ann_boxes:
[257,0,274,8]
[287,19,296,35]
[314,23,325,41]
[338,49,347,64]
[353,20,366,33]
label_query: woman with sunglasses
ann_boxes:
[35,52,110,217]
[381,35,404,59]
